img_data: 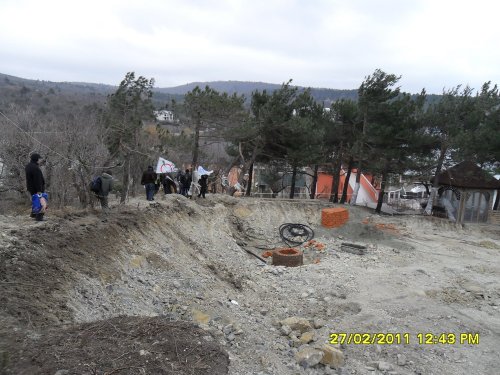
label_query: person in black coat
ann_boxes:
[198,174,208,199]
[25,153,46,221]
[162,173,177,194]
[141,166,157,201]
[184,169,192,197]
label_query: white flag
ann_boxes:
[156,157,177,173]
[197,165,213,176]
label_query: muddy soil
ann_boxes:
[1,195,499,375]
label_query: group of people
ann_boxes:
[24,152,211,222]
[140,166,209,200]
[25,152,115,220]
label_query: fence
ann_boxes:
[387,189,428,212]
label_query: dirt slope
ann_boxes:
[1,195,499,375]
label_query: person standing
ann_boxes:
[162,173,177,194]
[97,170,114,209]
[189,168,199,198]
[198,174,208,199]
[141,166,157,201]
[177,170,186,195]
[181,169,191,196]
[25,153,47,221]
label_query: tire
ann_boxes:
[272,248,303,267]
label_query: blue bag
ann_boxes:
[32,193,49,214]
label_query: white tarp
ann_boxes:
[197,165,213,176]
[156,157,177,173]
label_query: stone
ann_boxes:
[295,347,324,368]
[281,317,313,333]
[397,353,407,366]
[313,318,325,329]
[317,344,344,369]
[223,324,234,335]
[461,281,483,294]
[172,280,181,289]
[377,361,394,371]
[299,331,315,344]
[192,309,210,325]
[281,324,292,336]
[54,371,69,375]
[290,335,302,347]
[273,343,287,351]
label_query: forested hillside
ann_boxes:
[157,80,357,106]
[0,73,357,115]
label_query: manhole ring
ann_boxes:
[272,248,303,267]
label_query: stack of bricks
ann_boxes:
[321,207,349,228]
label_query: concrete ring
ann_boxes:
[272,248,303,267]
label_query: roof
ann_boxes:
[431,161,500,189]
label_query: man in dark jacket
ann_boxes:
[198,174,208,199]
[141,166,157,201]
[25,153,46,221]
[97,170,114,209]
[162,173,177,194]
[184,169,192,197]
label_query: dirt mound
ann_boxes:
[2,316,229,375]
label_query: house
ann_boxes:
[154,110,175,123]
[430,161,500,224]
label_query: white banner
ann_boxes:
[156,157,177,173]
[197,165,213,176]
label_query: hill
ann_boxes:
[157,80,358,105]
[0,73,357,115]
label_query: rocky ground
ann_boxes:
[0,194,499,375]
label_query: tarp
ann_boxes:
[156,158,177,173]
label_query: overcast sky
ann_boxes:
[1,0,499,94]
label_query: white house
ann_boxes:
[154,110,175,122]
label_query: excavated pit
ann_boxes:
[1,195,499,375]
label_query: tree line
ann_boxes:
[1,70,499,213]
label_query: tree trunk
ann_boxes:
[330,156,342,203]
[350,162,362,205]
[231,141,261,196]
[340,157,353,204]
[309,164,319,199]
[224,153,241,176]
[237,140,261,185]
[424,144,447,215]
[245,163,253,196]
[120,154,131,203]
[74,167,91,208]
[192,113,201,166]
[289,164,297,199]
[494,189,499,210]
[375,169,388,214]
